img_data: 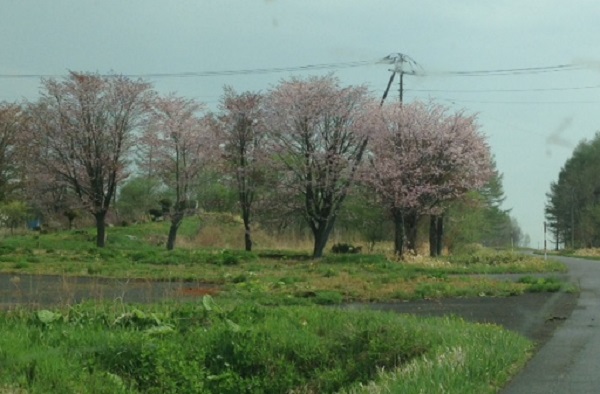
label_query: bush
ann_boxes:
[331,243,362,254]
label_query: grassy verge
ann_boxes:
[538,247,600,261]
[0,220,571,392]
[0,220,569,303]
[0,298,532,394]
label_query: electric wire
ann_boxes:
[0,60,588,79]
[407,84,600,93]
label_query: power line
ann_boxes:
[438,97,600,105]
[431,64,584,77]
[407,84,600,93]
[0,60,378,79]
[0,60,587,79]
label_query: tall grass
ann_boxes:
[0,300,531,393]
[343,316,532,393]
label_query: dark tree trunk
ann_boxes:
[392,209,404,257]
[94,211,107,248]
[436,216,444,256]
[429,215,445,257]
[244,223,253,252]
[429,216,437,257]
[403,211,419,253]
[242,209,252,252]
[166,212,184,251]
[311,220,335,258]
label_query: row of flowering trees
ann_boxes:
[1,71,493,257]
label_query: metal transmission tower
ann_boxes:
[379,53,422,106]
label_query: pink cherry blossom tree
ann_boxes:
[363,101,492,256]
[25,72,152,247]
[139,94,214,250]
[214,87,267,251]
[0,102,24,201]
[264,75,372,258]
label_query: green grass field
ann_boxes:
[0,217,570,392]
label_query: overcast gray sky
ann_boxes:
[2,0,600,248]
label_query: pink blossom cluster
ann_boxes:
[363,100,493,216]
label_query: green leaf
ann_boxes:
[202,295,213,311]
[225,318,241,332]
[36,309,62,324]
[144,324,175,336]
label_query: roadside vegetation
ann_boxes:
[0,217,567,303]
[1,297,532,394]
[0,217,571,393]
[536,247,600,263]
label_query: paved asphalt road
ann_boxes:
[502,255,600,393]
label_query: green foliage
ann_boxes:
[119,248,258,266]
[257,250,311,260]
[546,132,600,249]
[0,301,426,393]
[421,250,568,275]
[321,253,388,265]
[446,165,525,252]
[344,315,532,393]
[116,176,169,223]
[448,250,530,266]
[0,301,532,394]
[518,276,564,292]
[194,170,238,213]
[0,201,30,232]
[314,290,344,304]
[336,187,392,250]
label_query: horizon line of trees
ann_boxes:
[0,71,524,257]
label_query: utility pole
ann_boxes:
[544,221,547,260]
[379,53,421,106]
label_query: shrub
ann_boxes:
[331,243,362,254]
[0,244,17,255]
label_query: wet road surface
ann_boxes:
[502,255,600,393]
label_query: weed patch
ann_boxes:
[0,300,531,393]
[518,276,564,293]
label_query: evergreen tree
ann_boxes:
[546,132,600,248]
